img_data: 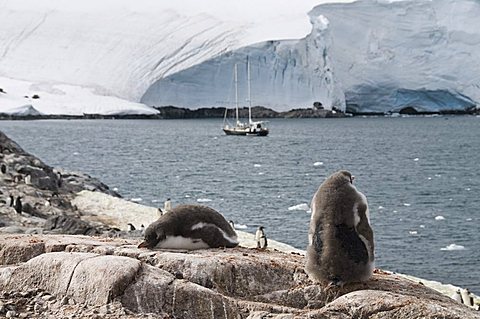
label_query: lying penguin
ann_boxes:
[138,204,238,250]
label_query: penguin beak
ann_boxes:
[138,241,150,249]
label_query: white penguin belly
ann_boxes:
[155,236,210,250]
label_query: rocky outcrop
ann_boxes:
[0,234,478,319]
[0,130,121,236]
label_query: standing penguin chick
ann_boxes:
[255,226,268,249]
[306,170,374,286]
[138,204,238,250]
[14,196,22,214]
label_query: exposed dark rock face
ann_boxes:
[0,130,121,236]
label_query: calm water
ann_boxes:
[1,117,479,293]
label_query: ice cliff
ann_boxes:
[1,0,479,115]
[314,0,480,113]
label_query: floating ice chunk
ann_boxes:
[440,244,465,251]
[258,172,264,175]
[288,203,310,211]
[428,177,432,180]
[313,161,324,166]
[73,152,80,155]
[235,224,248,229]
[197,198,212,203]
[185,194,191,198]
[254,164,262,167]
[419,225,425,228]
[413,158,419,161]
[435,216,445,221]
[465,187,471,191]
[113,187,119,192]
[466,218,472,221]
[403,203,411,207]
[130,198,142,202]
[151,199,160,203]
[409,231,418,235]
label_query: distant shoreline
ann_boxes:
[1,105,478,120]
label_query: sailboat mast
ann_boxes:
[234,63,239,124]
[247,58,252,124]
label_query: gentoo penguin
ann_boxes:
[9,194,14,207]
[306,170,374,286]
[138,204,238,250]
[461,288,473,307]
[255,226,268,249]
[127,223,136,231]
[24,174,32,185]
[163,198,172,213]
[14,196,22,214]
[229,220,235,230]
[1,164,6,174]
[157,207,164,217]
[451,289,463,303]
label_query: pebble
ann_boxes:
[42,294,55,302]
[60,296,69,305]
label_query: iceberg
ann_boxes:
[288,203,311,211]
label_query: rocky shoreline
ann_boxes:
[1,130,480,318]
[1,105,478,121]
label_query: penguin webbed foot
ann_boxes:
[326,277,344,289]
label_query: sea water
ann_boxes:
[1,116,479,293]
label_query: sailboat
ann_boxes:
[222,60,269,136]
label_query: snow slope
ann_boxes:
[1,0,479,115]
[0,0,352,115]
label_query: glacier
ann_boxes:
[1,0,479,115]
[314,0,480,113]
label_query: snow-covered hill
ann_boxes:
[1,0,479,115]
[0,0,349,115]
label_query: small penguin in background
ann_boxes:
[163,198,172,213]
[229,220,235,230]
[451,289,463,303]
[461,288,474,307]
[140,224,145,234]
[24,174,32,185]
[1,164,6,174]
[14,196,22,214]
[9,194,14,207]
[255,226,268,249]
[157,207,164,217]
[306,170,374,287]
[127,223,136,231]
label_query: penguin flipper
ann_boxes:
[312,222,324,254]
[335,224,369,264]
[191,225,238,248]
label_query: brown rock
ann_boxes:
[0,234,479,319]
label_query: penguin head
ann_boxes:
[138,224,165,249]
[324,170,354,189]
